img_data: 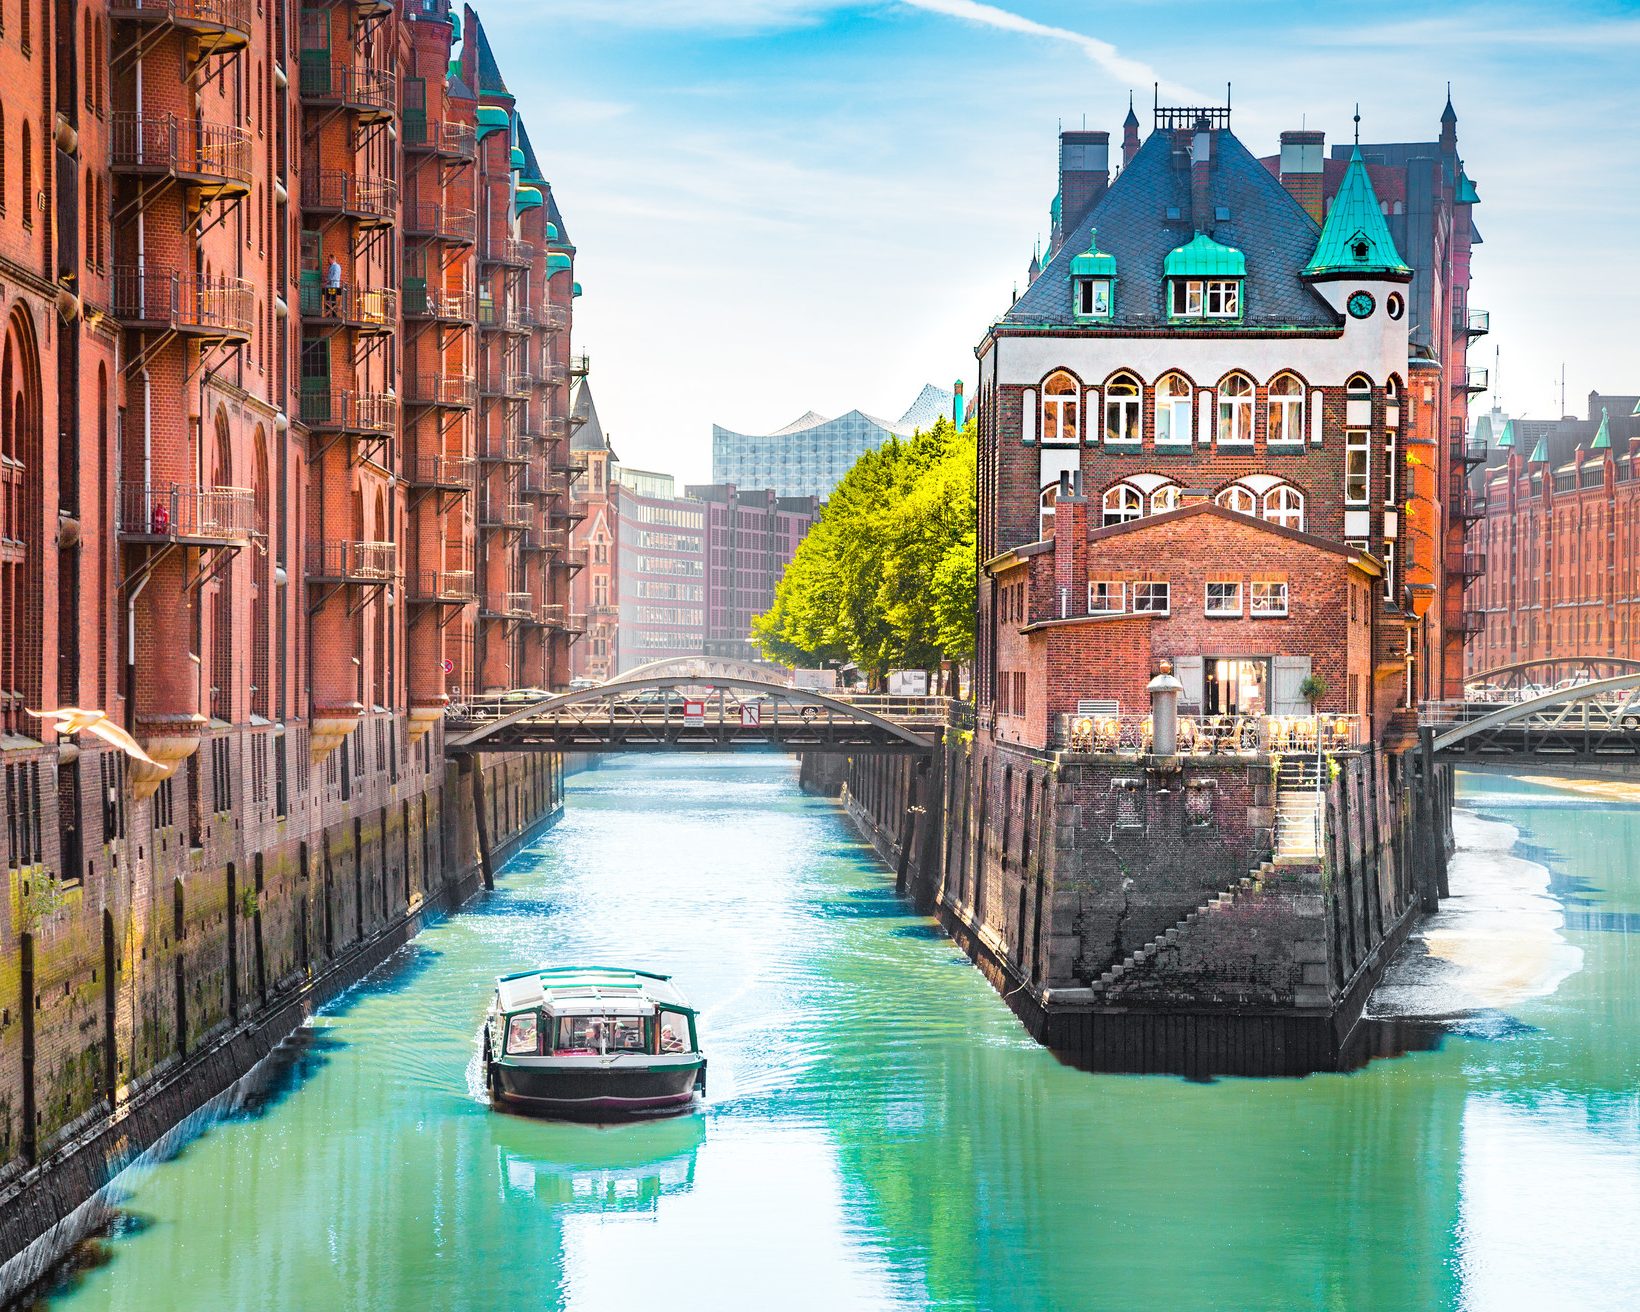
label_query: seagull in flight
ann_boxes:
[26,708,161,766]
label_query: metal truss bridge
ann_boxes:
[1427,673,1640,760]
[444,676,948,755]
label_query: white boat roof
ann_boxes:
[495,966,693,1015]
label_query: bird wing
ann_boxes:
[81,719,161,767]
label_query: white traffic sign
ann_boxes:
[740,702,761,727]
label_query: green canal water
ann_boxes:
[36,759,1640,1310]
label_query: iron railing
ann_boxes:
[403,116,476,159]
[298,282,398,330]
[1057,712,1364,755]
[117,483,255,542]
[570,352,589,378]
[406,454,474,488]
[110,0,251,37]
[1452,436,1489,466]
[478,434,529,463]
[478,498,532,528]
[405,374,475,408]
[110,113,252,189]
[403,202,475,245]
[1460,366,1489,392]
[113,268,254,335]
[480,237,534,267]
[402,284,475,322]
[307,540,397,581]
[1453,489,1489,521]
[301,169,397,222]
[409,568,476,603]
[299,63,397,116]
[1456,551,1487,581]
[299,389,397,435]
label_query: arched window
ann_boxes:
[1216,374,1254,445]
[1103,372,1140,445]
[21,121,32,229]
[1150,483,1181,514]
[1217,484,1257,516]
[1041,371,1079,445]
[0,107,7,215]
[1155,372,1192,447]
[250,429,271,720]
[1267,373,1304,445]
[1040,484,1058,539]
[1102,483,1143,527]
[1347,373,1372,399]
[84,167,94,267]
[1263,484,1305,530]
[1,308,44,737]
[84,18,93,109]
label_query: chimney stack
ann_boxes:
[1189,126,1213,234]
[1058,130,1110,238]
[1278,129,1325,222]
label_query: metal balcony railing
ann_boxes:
[298,283,398,331]
[402,115,476,159]
[540,361,569,388]
[307,540,397,582]
[409,568,476,604]
[1459,366,1489,393]
[403,202,476,246]
[405,373,476,408]
[1456,551,1487,581]
[117,483,256,543]
[302,169,397,224]
[570,352,589,378]
[1453,489,1489,522]
[1456,307,1490,337]
[113,268,254,337]
[476,301,522,332]
[1057,712,1363,755]
[1456,610,1486,637]
[478,498,532,529]
[542,475,570,499]
[542,416,570,441]
[539,304,569,332]
[561,547,588,571]
[538,604,565,627]
[480,237,534,268]
[402,284,475,322]
[503,591,535,617]
[406,454,474,489]
[110,113,252,194]
[299,63,397,118]
[1452,436,1489,466]
[566,612,588,634]
[478,434,528,464]
[299,389,397,436]
[110,0,251,40]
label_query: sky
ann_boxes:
[475,0,1640,483]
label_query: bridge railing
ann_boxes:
[1056,712,1364,755]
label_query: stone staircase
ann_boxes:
[1089,861,1276,995]
[1274,758,1322,863]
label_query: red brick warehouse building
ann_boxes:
[0,0,582,1178]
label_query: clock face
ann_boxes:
[1348,291,1376,319]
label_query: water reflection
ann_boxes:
[33,760,1640,1311]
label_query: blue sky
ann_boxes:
[478,0,1640,482]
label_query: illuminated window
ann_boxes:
[1216,374,1254,445]
[1155,373,1193,447]
[1103,373,1140,445]
[1263,485,1305,530]
[1267,374,1305,445]
[1102,483,1143,526]
[1041,371,1079,445]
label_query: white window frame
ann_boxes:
[1169,279,1204,317]
[1205,579,1242,617]
[1250,579,1289,617]
[1345,430,1370,505]
[1263,484,1305,531]
[1217,485,1257,516]
[1102,483,1143,527]
[1041,372,1079,446]
[1154,374,1193,447]
[1205,279,1240,317]
[1077,278,1111,318]
[1087,579,1126,614]
[1103,375,1141,445]
[1384,430,1398,506]
[1039,485,1057,539]
[1216,375,1255,445]
[1267,374,1305,446]
[1382,541,1397,602]
[1132,580,1170,614]
[1150,484,1181,514]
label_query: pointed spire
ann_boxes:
[1528,435,1548,465]
[1303,147,1411,277]
[1497,419,1515,450]
[1124,92,1139,128]
[1122,92,1141,165]
[1591,407,1611,451]
[1441,85,1457,124]
[1473,414,1493,445]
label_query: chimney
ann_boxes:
[1278,129,1325,222]
[1052,472,1088,614]
[1058,130,1110,237]
[1189,126,1213,234]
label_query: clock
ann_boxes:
[1347,291,1376,319]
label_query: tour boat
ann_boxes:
[483,966,706,1117]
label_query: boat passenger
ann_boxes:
[660,1025,685,1053]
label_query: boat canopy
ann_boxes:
[496,965,695,1015]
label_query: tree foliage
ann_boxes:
[753,416,976,685]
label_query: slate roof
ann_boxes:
[545,190,571,247]
[1001,128,1339,332]
[448,71,476,101]
[469,8,511,99]
[570,379,609,453]
[516,118,544,181]
[1484,394,1640,472]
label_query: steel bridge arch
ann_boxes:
[614,656,792,686]
[446,674,939,752]
[1467,656,1640,688]
[1433,673,1640,753]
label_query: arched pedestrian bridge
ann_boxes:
[445,676,948,755]
[1427,673,1640,759]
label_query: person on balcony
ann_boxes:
[323,255,343,316]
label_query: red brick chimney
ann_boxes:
[1058,130,1110,239]
[1278,129,1325,222]
[1052,475,1089,618]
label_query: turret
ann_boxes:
[1122,94,1140,166]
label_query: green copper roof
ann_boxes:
[1473,414,1493,444]
[448,10,459,39]
[476,107,509,140]
[1070,228,1117,279]
[1591,407,1611,451]
[509,146,526,170]
[572,281,582,298]
[1496,419,1515,449]
[1528,436,1548,464]
[515,185,543,215]
[546,252,572,273]
[543,221,559,242]
[1303,148,1411,278]
[1632,398,1640,417]
[1163,232,1245,279]
[448,58,461,82]
[1456,173,1480,205]
[1050,191,1062,225]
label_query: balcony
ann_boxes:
[478,497,532,529]
[559,547,588,573]
[302,169,397,227]
[408,568,476,605]
[542,416,571,441]
[307,540,397,583]
[405,373,475,408]
[110,113,251,202]
[1453,489,1489,522]
[501,591,534,619]
[1451,436,1488,467]
[1456,551,1487,582]
[553,451,589,479]
[538,304,569,333]
[403,283,475,323]
[478,434,529,464]
[476,301,522,333]
[570,352,590,379]
[480,237,534,269]
[540,361,569,388]
[113,268,254,339]
[538,604,566,628]
[299,389,397,437]
[405,454,474,491]
[110,0,251,46]
[479,370,531,399]
[299,63,397,121]
[404,201,476,246]
[1457,366,1489,394]
[1455,307,1490,337]
[566,612,588,635]
[117,483,255,545]
[1456,610,1486,638]
[403,116,476,160]
[298,283,398,333]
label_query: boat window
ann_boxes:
[504,1012,540,1056]
[555,1015,650,1055]
[658,1010,691,1054]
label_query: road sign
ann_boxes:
[740,702,761,727]
[440,658,454,675]
[683,699,704,724]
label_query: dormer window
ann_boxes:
[1169,278,1240,318]
[1071,229,1117,323]
[1076,278,1111,319]
[1162,233,1246,323]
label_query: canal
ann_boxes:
[34,757,1640,1310]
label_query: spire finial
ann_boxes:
[1353,104,1360,146]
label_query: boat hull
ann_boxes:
[492,1058,705,1118]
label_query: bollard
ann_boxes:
[1148,661,1184,757]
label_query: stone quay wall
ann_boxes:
[815,726,1452,1077]
[0,721,561,1296]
